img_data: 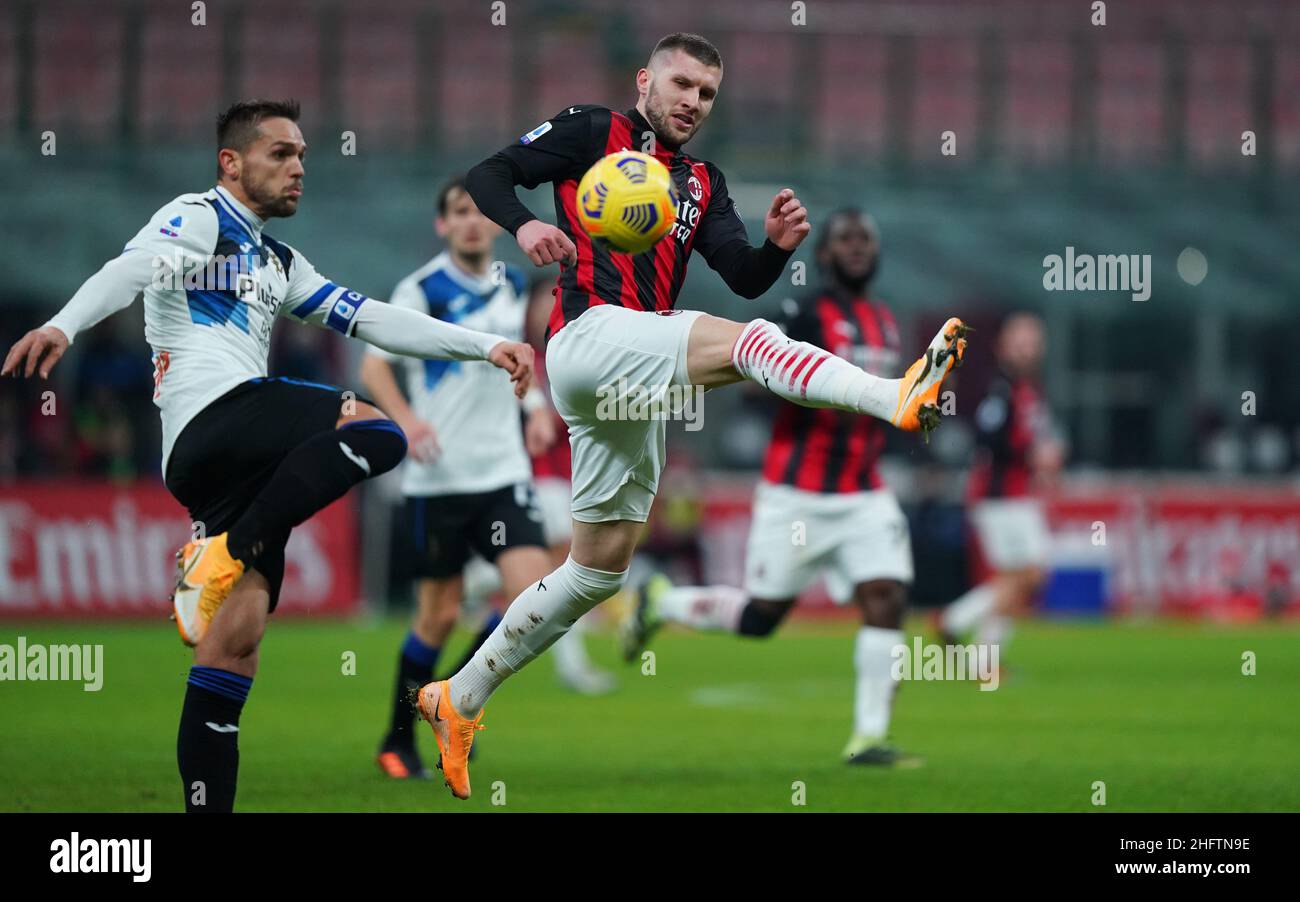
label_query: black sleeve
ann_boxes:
[692,164,793,300]
[464,105,610,236]
[774,295,820,344]
[974,378,1015,460]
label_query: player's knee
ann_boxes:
[338,418,407,477]
[856,580,907,628]
[197,629,262,670]
[564,557,628,605]
[737,598,791,638]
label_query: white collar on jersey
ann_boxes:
[212,185,267,239]
[433,250,497,295]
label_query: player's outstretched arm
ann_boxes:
[5,195,220,380]
[466,106,603,267]
[348,300,534,398]
[278,249,535,395]
[465,161,575,266]
[2,249,155,379]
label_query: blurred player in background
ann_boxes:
[621,209,921,766]
[363,177,557,780]
[1,101,533,811]
[938,312,1064,660]
[419,32,966,799]
[454,278,619,696]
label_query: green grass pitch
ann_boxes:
[2,617,1297,812]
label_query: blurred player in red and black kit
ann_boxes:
[411,31,967,799]
[622,209,922,766]
[939,312,1065,657]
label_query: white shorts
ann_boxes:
[546,305,703,523]
[971,497,1050,570]
[743,481,914,604]
[534,477,572,544]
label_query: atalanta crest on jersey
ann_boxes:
[520,121,553,144]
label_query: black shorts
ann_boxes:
[165,376,365,612]
[407,483,547,580]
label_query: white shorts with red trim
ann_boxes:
[744,481,914,604]
[546,304,704,523]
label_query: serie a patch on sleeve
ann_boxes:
[520,121,553,144]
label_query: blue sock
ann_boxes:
[386,631,440,747]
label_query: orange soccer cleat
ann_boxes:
[891,317,969,439]
[171,533,245,647]
[414,680,484,800]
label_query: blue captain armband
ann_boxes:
[326,289,369,335]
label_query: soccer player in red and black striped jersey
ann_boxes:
[413,32,968,799]
[939,312,1064,658]
[623,209,923,766]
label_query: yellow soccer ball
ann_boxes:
[575,150,679,255]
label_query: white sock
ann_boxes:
[977,614,1012,648]
[448,557,627,716]
[655,585,749,632]
[854,626,903,740]
[732,319,898,421]
[551,612,592,675]
[941,584,996,636]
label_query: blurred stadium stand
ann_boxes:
[1,0,1297,615]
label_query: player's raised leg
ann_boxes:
[173,400,407,646]
[686,311,967,436]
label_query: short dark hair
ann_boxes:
[216,99,301,156]
[437,175,469,217]
[650,32,723,70]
